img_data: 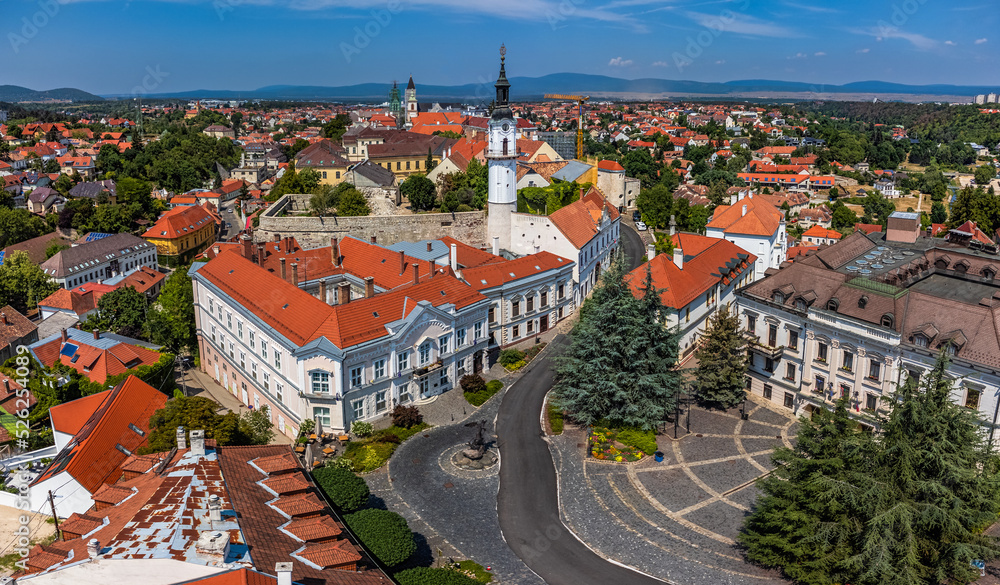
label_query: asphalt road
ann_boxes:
[620,223,646,271]
[496,336,665,585]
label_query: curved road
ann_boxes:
[496,225,663,585]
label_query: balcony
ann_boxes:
[412,360,443,379]
[745,333,784,360]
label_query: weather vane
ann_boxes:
[500,44,506,60]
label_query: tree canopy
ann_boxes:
[0,251,59,314]
[401,175,437,212]
[692,306,748,409]
[146,269,197,353]
[141,395,274,453]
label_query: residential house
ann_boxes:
[797,206,833,229]
[29,327,162,384]
[42,233,158,289]
[801,225,843,246]
[142,204,219,266]
[203,124,236,139]
[295,139,351,186]
[705,191,787,279]
[626,233,756,362]
[27,186,63,214]
[0,306,38,364]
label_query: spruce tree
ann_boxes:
[740,398,871,585]
[843,353,1000,585]
[692,305,748,410]
[554,254,680,430]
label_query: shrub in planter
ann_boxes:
[351,420,374,438]
[485,380,503,394]
[312,466,369,512]
[379,432,401,444]
[395,567,482,585]
[344,508,416,567]
[616,428,657,455]
[498,349,525,368]
[459,374,486,394]
[391,405,423,429]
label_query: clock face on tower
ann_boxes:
[502,123,510,132]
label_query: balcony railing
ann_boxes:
[412,360,443,379]
[745,333,784,360]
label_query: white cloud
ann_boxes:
[685,11,799,37]
[814,51,826,56]
[857,47,870,53]
[609,57,634,67]
[788,52,807,59]
[944,40,956,46]
[857,25,938,50]
[651,61,669,67]
[715,60,726,65]
[975,38,988,44]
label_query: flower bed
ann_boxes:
[588,426,648,462]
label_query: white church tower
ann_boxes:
[487,45,517,254]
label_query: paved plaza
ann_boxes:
[550,396,799,585]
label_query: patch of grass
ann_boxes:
[547,399,564,435]
[457,560,493,583]
[339,422,431,472]
[465,380,503,407]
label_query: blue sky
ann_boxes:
[3,0,997,95]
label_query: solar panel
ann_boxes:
[60,343,79,357]
[85,232,113,242]
[0,251,5,265]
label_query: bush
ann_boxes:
[351,420,374,438]
[344,442,396,473]
[344,508,416,567]
[524,343,546,362]
[380,432,401,444]
[547,399,564,435]
[391,404,423,429]
[312,466,370,512]
[395,567,483,585]
[616,428,658,455]
[498,349,525,367]
[486,380,502,394]
[459,374,486,394]
[465,380,504,407]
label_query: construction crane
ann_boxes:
[544,94,589,160]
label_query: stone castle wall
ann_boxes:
[256,194,488,248]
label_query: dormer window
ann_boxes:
[944,342,957,356]
[982,267,996,281]
[914,334,928,348]
[826,299,839,312]
[795,299,807,311]
[772,292,785,304]
[880,314,894,329]
[858,295,868,309]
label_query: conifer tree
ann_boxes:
[554,254,680,430]
[692,305,748,409]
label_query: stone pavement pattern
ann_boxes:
[550,398,798,585]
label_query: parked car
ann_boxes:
[635,221,647,231]
[632,210,641,222]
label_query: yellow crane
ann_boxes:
[544,94,589,160]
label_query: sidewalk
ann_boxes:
[182,365,293,445]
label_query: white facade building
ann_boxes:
[706,191,787,279]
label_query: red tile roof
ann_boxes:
[283,516,344,542]
[438,236,505,269]
[597,159,625,172]
[707,195,783,237]
[32,332,161,384]
[142,204,216,239]
[48,389,111,437]
[32,376,167,495]
[625,233,756,309]
[463,251,574,290]
[294,539,363,570]
[548,187,620,249]
[802,225,843,240]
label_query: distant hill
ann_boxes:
[136,74,995,102]
[0,85,103,102]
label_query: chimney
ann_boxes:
[364,276,375,298]
[331,237,340,265]
[208,494,222,522]
[492,236,499,256]
[412,262,420,285]
[579,187,584,199]
[669,215,676,236]
[280,257,286,281]
[92,329,99,341]
[291,263,299,287]
[534,244,540,254]
[741,204,747,217]
[450,243,458,272]
[338,282,351,305]
[275,562,293,585]
[428,260,435,279]
[241,235,251,259]
[2,379,10,395]
[274,233,281,243]
[87,539,100,559]
[213,245,220,255]
[190,429,205,456]
[426,241,433,252]
[319,279,327,303]
[370,235,377,244]
[398,250,406,275]
[1,313,7,326]
[647,243,656,260]
[673,248,684,270]
[257,243,265,267]
[176,426,186,450]
[61,328,68,342]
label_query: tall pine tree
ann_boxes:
[693,305,748,410]
[554,254,680,430]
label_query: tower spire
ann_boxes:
[494,44,510,108]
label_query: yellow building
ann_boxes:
[368,141,446,180]
[142,204,218,267]
[295,140,351,186]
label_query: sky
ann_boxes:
[3,0,998,95]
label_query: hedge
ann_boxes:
[312,466,369,512]
[344,508,416,567]
[394,567,482,585]
[465,380,503,407]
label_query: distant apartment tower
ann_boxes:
[536,131,577,161]
[0,109,7,122]
[975,94,986,105]
[989,93,999,104]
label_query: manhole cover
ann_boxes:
[444,482,454,489]
[423,434,430,438]
[696,434,703,437]
[776,435,782,439]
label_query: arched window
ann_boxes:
[881,314,894,329]
[827,299,839,312]
[502,138,509,156]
